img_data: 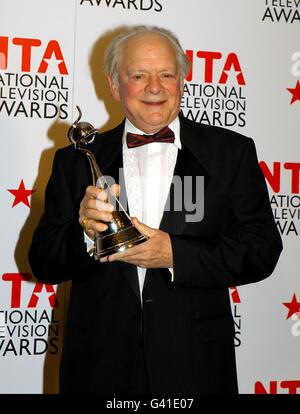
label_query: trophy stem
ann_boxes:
[78,148,105,189]
[78,147,132,222]
[68,106,147,260]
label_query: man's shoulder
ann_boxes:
[180,114,252,149]
[55,119,125,160]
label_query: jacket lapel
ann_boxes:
[159,114,211,235]
[95,120,124,178]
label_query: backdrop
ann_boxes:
[0,0,299,394]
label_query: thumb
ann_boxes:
[131,217,155,238]
[110,183,121,198]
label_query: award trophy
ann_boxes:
[67,106,147,259]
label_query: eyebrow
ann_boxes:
[127,66,178,73]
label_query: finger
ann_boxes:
[81,198,113,213]
[95,184,121,203]
[94,199,115,213]
[131,217,155,238]
[88,219,109,233]
[96,188,109,202]
[81,208,113,222]
[79,216,95,240]
[110,184,121,198]
[79,213,109,232]
[108,253,149,268]
[81,197,114,213]
[99,255,109,263]
[85,185,103,200]
[108,242,149,262]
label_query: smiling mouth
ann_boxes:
[142,100,166,105]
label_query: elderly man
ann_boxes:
[28,25,282,394]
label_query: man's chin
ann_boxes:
[139,116,169,133]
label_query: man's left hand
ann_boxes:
[100,217,173,268]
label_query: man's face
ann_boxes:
[108,34,184,134]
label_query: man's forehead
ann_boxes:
[120,35,177,67]
[122,34,175,56]
[124,32,171,45]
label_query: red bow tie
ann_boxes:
[126,126,175,148]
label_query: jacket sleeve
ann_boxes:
[170,138,283,289]
[28,149,98,285]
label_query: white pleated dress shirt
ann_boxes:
[85,116,181,301]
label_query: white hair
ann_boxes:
[104,25,190,85]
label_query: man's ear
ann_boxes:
[107,75,120,102]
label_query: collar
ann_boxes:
[123,116,182,150]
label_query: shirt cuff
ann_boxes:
[168,267,174,282]
[84,231,95,256]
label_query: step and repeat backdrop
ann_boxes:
[0,0,299,394]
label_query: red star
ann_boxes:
[287,80,300,104]
[7,180,35,208]
[283,293,300,319]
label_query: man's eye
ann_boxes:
[162,73,175,79]
[133,74,143,80]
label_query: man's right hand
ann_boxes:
[79,184,120,240]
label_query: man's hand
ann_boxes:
[79,184,120,240]
[100,217,173,269]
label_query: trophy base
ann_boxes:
[93,224,147,259]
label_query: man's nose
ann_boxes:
[145,75,163,94]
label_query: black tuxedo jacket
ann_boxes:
[28,114,282,394]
